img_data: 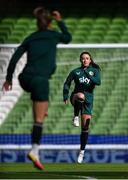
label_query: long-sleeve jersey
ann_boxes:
[63,64,101,103]
[6,21,72,82]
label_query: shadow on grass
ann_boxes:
[0,171,128,179]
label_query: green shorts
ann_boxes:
[18,73,49,101]
[70,92,93,115]
[81,101,93,115]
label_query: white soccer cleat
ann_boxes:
[77,151,84,163]
[72,116,79,127]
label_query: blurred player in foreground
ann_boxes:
[63,51,101,163]
[2,6,72,170]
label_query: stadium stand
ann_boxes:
[0,15,128,43]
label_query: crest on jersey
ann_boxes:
[89,71,94,76]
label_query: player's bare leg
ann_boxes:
[72,93,85,127]
[28,101,48,170]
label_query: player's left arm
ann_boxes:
[6,39,28,82]
[52,11,72,43]
[84,68,101,85]
[57,21,72,43]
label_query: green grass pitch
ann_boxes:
[0,163,128,179]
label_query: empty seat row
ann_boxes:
[0,16,128,43]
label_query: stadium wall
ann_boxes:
[0,135,128,163]
[0,149,128,163]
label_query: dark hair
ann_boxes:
[33,6,52,30]
[80,51,101,70]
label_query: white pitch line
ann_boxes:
[44,172,98,179]
[0,171,97,179]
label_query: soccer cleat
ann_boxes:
[77,151,84,163]
[27,151,44,170]
[72,116,79,127]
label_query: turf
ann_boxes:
[0,163,128,179]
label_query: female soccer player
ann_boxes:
[2,6,72,170]
[63,51,101,163]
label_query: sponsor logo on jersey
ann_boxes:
[79,77,90,84]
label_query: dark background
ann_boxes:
[0,0,128,17]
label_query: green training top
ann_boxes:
[63,64,101,103]
[6,21,72,82]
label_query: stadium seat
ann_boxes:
[86,35,102,43]
[72,35,86,43]
[91,124,110,135]
[94,17,110,26]
[103,35,119,43]
[120,35,128,42]
[16,17,30,26]
[73,29,88,37]
[112,17,127,26]
[92,24,108,32]
[65,17,77,25]
[110,123,128,135]
[6,36,22,43]
[106,30,121,37]
[79,17,94,26]
[1,18,17,26]
[90,29,105,37]
[109,24,124,32]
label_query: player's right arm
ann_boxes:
[6,40,28,82]
[2,39,28,92]
[63,70,74,103]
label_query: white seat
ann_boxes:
[0,48,25,125]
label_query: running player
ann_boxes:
[2,6,72,170]
[63,51,101,163]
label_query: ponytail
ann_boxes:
[33,6,52,30]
